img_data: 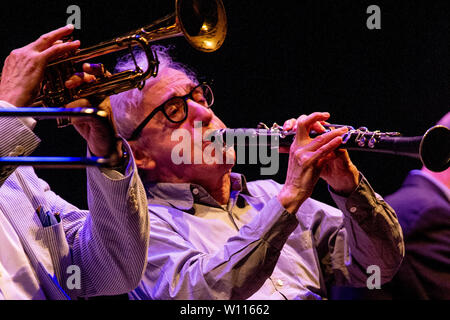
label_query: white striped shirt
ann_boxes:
[0,101,149,299]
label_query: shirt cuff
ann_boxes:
[94,138,134,180]
[0,100,37,130]
[329,173,385,223]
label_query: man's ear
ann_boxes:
[130,143,156,170]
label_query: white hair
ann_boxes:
[110,45,198,140]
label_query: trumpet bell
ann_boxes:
[177,0,227,52]
[140,0,227,53]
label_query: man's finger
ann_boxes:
[296,112,330,141]
[42,40,80,62]
[305,126,348,152]
[283,118,297,131]
[65,98,91,110]
[33,24,75,51]
[311,136,343,162]
[311,121,327,134]
[82,63,109,78]
[65,72,97,89]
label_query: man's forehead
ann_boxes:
[142,68,195,108]
[149,68,194,93]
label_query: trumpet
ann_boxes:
[34,0,227,109]
[0,0,227,168]
[210,123,450,173]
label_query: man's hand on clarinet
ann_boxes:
[278,112,359,214]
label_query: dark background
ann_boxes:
[0,0,448,208]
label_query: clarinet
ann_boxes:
[209,122,450,173]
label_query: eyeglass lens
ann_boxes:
[163,84,213,122]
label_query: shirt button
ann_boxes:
[350,206,357,213]
[192,188,199,195]
[276,279,284,287]
[15,146,25,155]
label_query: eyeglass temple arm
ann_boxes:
[128,107,160,141]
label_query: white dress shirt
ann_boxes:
[0,100,149,299]
[0,100,44,299]
[0,214,46,299]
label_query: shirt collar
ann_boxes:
[144,172,253,211]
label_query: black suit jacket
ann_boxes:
[384,172,450,299]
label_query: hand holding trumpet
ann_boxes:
[0,25,80,107]
[64,63,123,166]
[0,25,123,166]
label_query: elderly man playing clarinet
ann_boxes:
[110,46,404,300]
[0,25,149,300]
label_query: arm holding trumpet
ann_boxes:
[0,24,124,167]
[0,25,149,299]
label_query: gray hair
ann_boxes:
[110,45,198,140]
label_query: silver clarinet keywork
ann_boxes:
[210,123,450,173]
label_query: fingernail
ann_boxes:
[66,24,74,30]
[65,80,74,88]
[68,40,80,48]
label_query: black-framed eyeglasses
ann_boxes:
[128,83,214,141]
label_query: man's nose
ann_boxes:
[186,100,213,125]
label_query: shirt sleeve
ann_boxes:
[0,100,37,130]
[42,140,150,298]
[139,197,298,300]
[319,174,405,287]
[0,102,40,187]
